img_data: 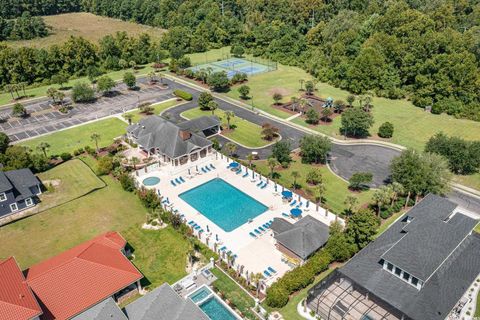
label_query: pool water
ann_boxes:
[189,286,212,303]
[199,297,238,320]
[142,176,160,186]
[179,178,268,232]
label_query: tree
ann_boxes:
[207,71,230,91]
[299,79,305,91]
[306,169,322,185]
[291,171,300,190]
[131,157,140,170]
[1,145,32,171]
[372,186,393,216]
[123,113,133,125]
[261,123,279,141]
[299,135,331,164]
[346,95,355,107]
[298,98,311,114]
[12,103,26,117]
[305,108,319,124]
[231,45,245,57]
[378,122,394,138]
[96,156,114,175]
[87,66,101,84]
[272,141,292,166]
[272,92,283,105]
[36,142,50,159]
[321,107,333,122]
[90,133,101,152]
[344,195,359,215]
[0,132,10,154]
[208,100,218,115]
[305,80,314,95]
[97,75,116,95]
[123,72,136,89]
[390,182,404,207]
[238,85,250,99]
[225,142,237,156]
[225,111,234,129]
[315,182,326,205]
[246,153,254,168]
[198,92,214,110]
[51,73,68,89]
[341,107,374,138]
[71,82,95,103]
[348,172,373,190]
[267,157,279,178]
[333,100,346,113]
[325,221,353,262]
[345,208,379,251]
[119,59,128,70]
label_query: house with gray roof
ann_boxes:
[127,115,220,166]
[271,215,330,264]
[124,283,209,320]
[0,168,41,218]
[71,297,128,320]
[306,194,480,320]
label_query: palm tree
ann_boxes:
[299,79,305,91]
[344,195,358,215]
[90,133,101,152]
[298,98,311,114]
[290,97,299,112]
[267,157,279,178]
[225,142,237,157]
[5,84,15,100]
[315,182,326,205]
[250,272,264,298]
[208,101,218,115]
[131,157,140,170]
[390,182,404,207]
[246,153,254,168]
[372,186,392,216]
[225,110,234,129]
[123,113,133,125]
[36,142,50,159]
[291,171,300,190]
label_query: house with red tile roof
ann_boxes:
[0,256,43,320]
[24,231,143,320]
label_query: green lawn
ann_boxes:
[476,289,480,317]
[181,108,272,148]
[0,65,154,107]
[254,156,373,215]
[36,159,105,210]
[124,99,182,123]
[20,117,127,155]
[187,47,232,65]
[211,268,257,319]
[453,173,480,191]
[374,210,405,239]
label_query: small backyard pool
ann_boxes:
[142,176,160,186]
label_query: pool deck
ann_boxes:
[135,152,340,287]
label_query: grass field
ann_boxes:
[124,99,182,123]
[254,156,373,215]
[20,117,127,155]
[181,108,271,148]
[5,13,165,49]
[36,159,105,210]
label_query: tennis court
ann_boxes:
[189,57,276,78]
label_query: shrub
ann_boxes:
[72,82,95,103]
[60,152,72,161]
[306,169,322,185]
[177,56,191,69]
[137,187,161,210]
[96,156,114,175]
[73,148,84,156]
[305,108,320,124]
[207,71,230,91]
[349,172,373,190]
[378,122,394,138]
[173,89,193,101]
[264,285,289,308]
[119,174,135,192]
[231,72,247,84]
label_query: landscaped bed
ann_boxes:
[181,108,275,148]
[124,99,182,123]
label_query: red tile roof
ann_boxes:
[0,257,43,320]
[24,232,142,320]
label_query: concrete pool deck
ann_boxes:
[135,152,340,287]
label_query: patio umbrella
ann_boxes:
[230,162,239,168]
[282,190,293,198]
[290,208,302,217]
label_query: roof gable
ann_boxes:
[70,297,127,320]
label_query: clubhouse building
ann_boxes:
[306,194,480,320]
[126,115,220,167]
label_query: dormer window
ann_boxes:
[0,192,6,202]
[382,260,422,290]
[387,263,393,271]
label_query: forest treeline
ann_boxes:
[0,0,479,120]
[0,12,49,41]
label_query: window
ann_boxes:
[403,272,410,281]
[0,193,6,202]
[10,203,18,212]
[25,198,33,207]
[411,277,418,286]
[394,267,402,276]
[387,263,393,271]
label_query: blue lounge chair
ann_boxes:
[263,223,269,229]
[268,267,277,274]
[242,172,249,178]
[254,229,261,235]
[170,180,176,187]
[258,226,265,232]
[261,183,267,189]
[199,229,204,233]
[194,225,200,230]
[236,169,242,175]
[290,200,297,206]
[249,232,257,238]
[220,246,226,251]
[205,166,211,172]
[188,221,195,225]
[256,181,263,187]
[179,177,186,183]
[210,164,216,170]
[264,270,271,277]
[282,212,290,218]
[201,167,207,173]
[180,214,185,218]
[298,202,303,207]
[175,178,181,184]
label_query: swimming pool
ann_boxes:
[179,178,268,232]
[199,296,238,320]
[142,176,160,186]
[189,286,212,303]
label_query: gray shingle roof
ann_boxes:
[0,168,39,200]
[124,283,209,320]
[274,215,330,260]
[178,116,220,133]
[338,194,480,320]
[71,297,127,320]
[127,116,212,159]
[270,218,293,234]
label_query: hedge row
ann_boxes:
[173,89,193,101]
[265,250,332,308]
